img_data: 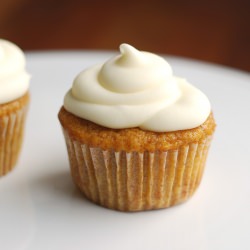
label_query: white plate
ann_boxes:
[1,51,250,250]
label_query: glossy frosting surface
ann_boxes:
[64,44,211,132]
[0,39,30,104]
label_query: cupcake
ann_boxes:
[58,44,216,211]
[0,39,30,176]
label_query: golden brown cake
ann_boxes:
[58,44,216,211]
[0,93,29,176]
[59,107,215,211]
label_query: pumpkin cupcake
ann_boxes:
[58,44,216,211]
[0,39,30,176]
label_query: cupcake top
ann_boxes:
[0,39,30,105]
[64,44,211,132]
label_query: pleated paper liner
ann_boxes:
[63,128,212,211]
[0,95,29,176]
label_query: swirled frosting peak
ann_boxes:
[64,44,211,132]
[99,44,173,93]
[0,39,30,104]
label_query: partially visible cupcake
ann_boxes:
[58,44,216,211]
[0,39,30,176]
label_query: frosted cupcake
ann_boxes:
[0,39,30,176]
[58,44,216,211]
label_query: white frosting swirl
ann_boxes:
[0,39,30,104]
[64,44,211,132]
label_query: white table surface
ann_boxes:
[0,51,250,250]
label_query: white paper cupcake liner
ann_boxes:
[63,129,212,211]
[0,106,28,176]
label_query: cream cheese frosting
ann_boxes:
[0,39,30,104]
[64,44,211,132]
